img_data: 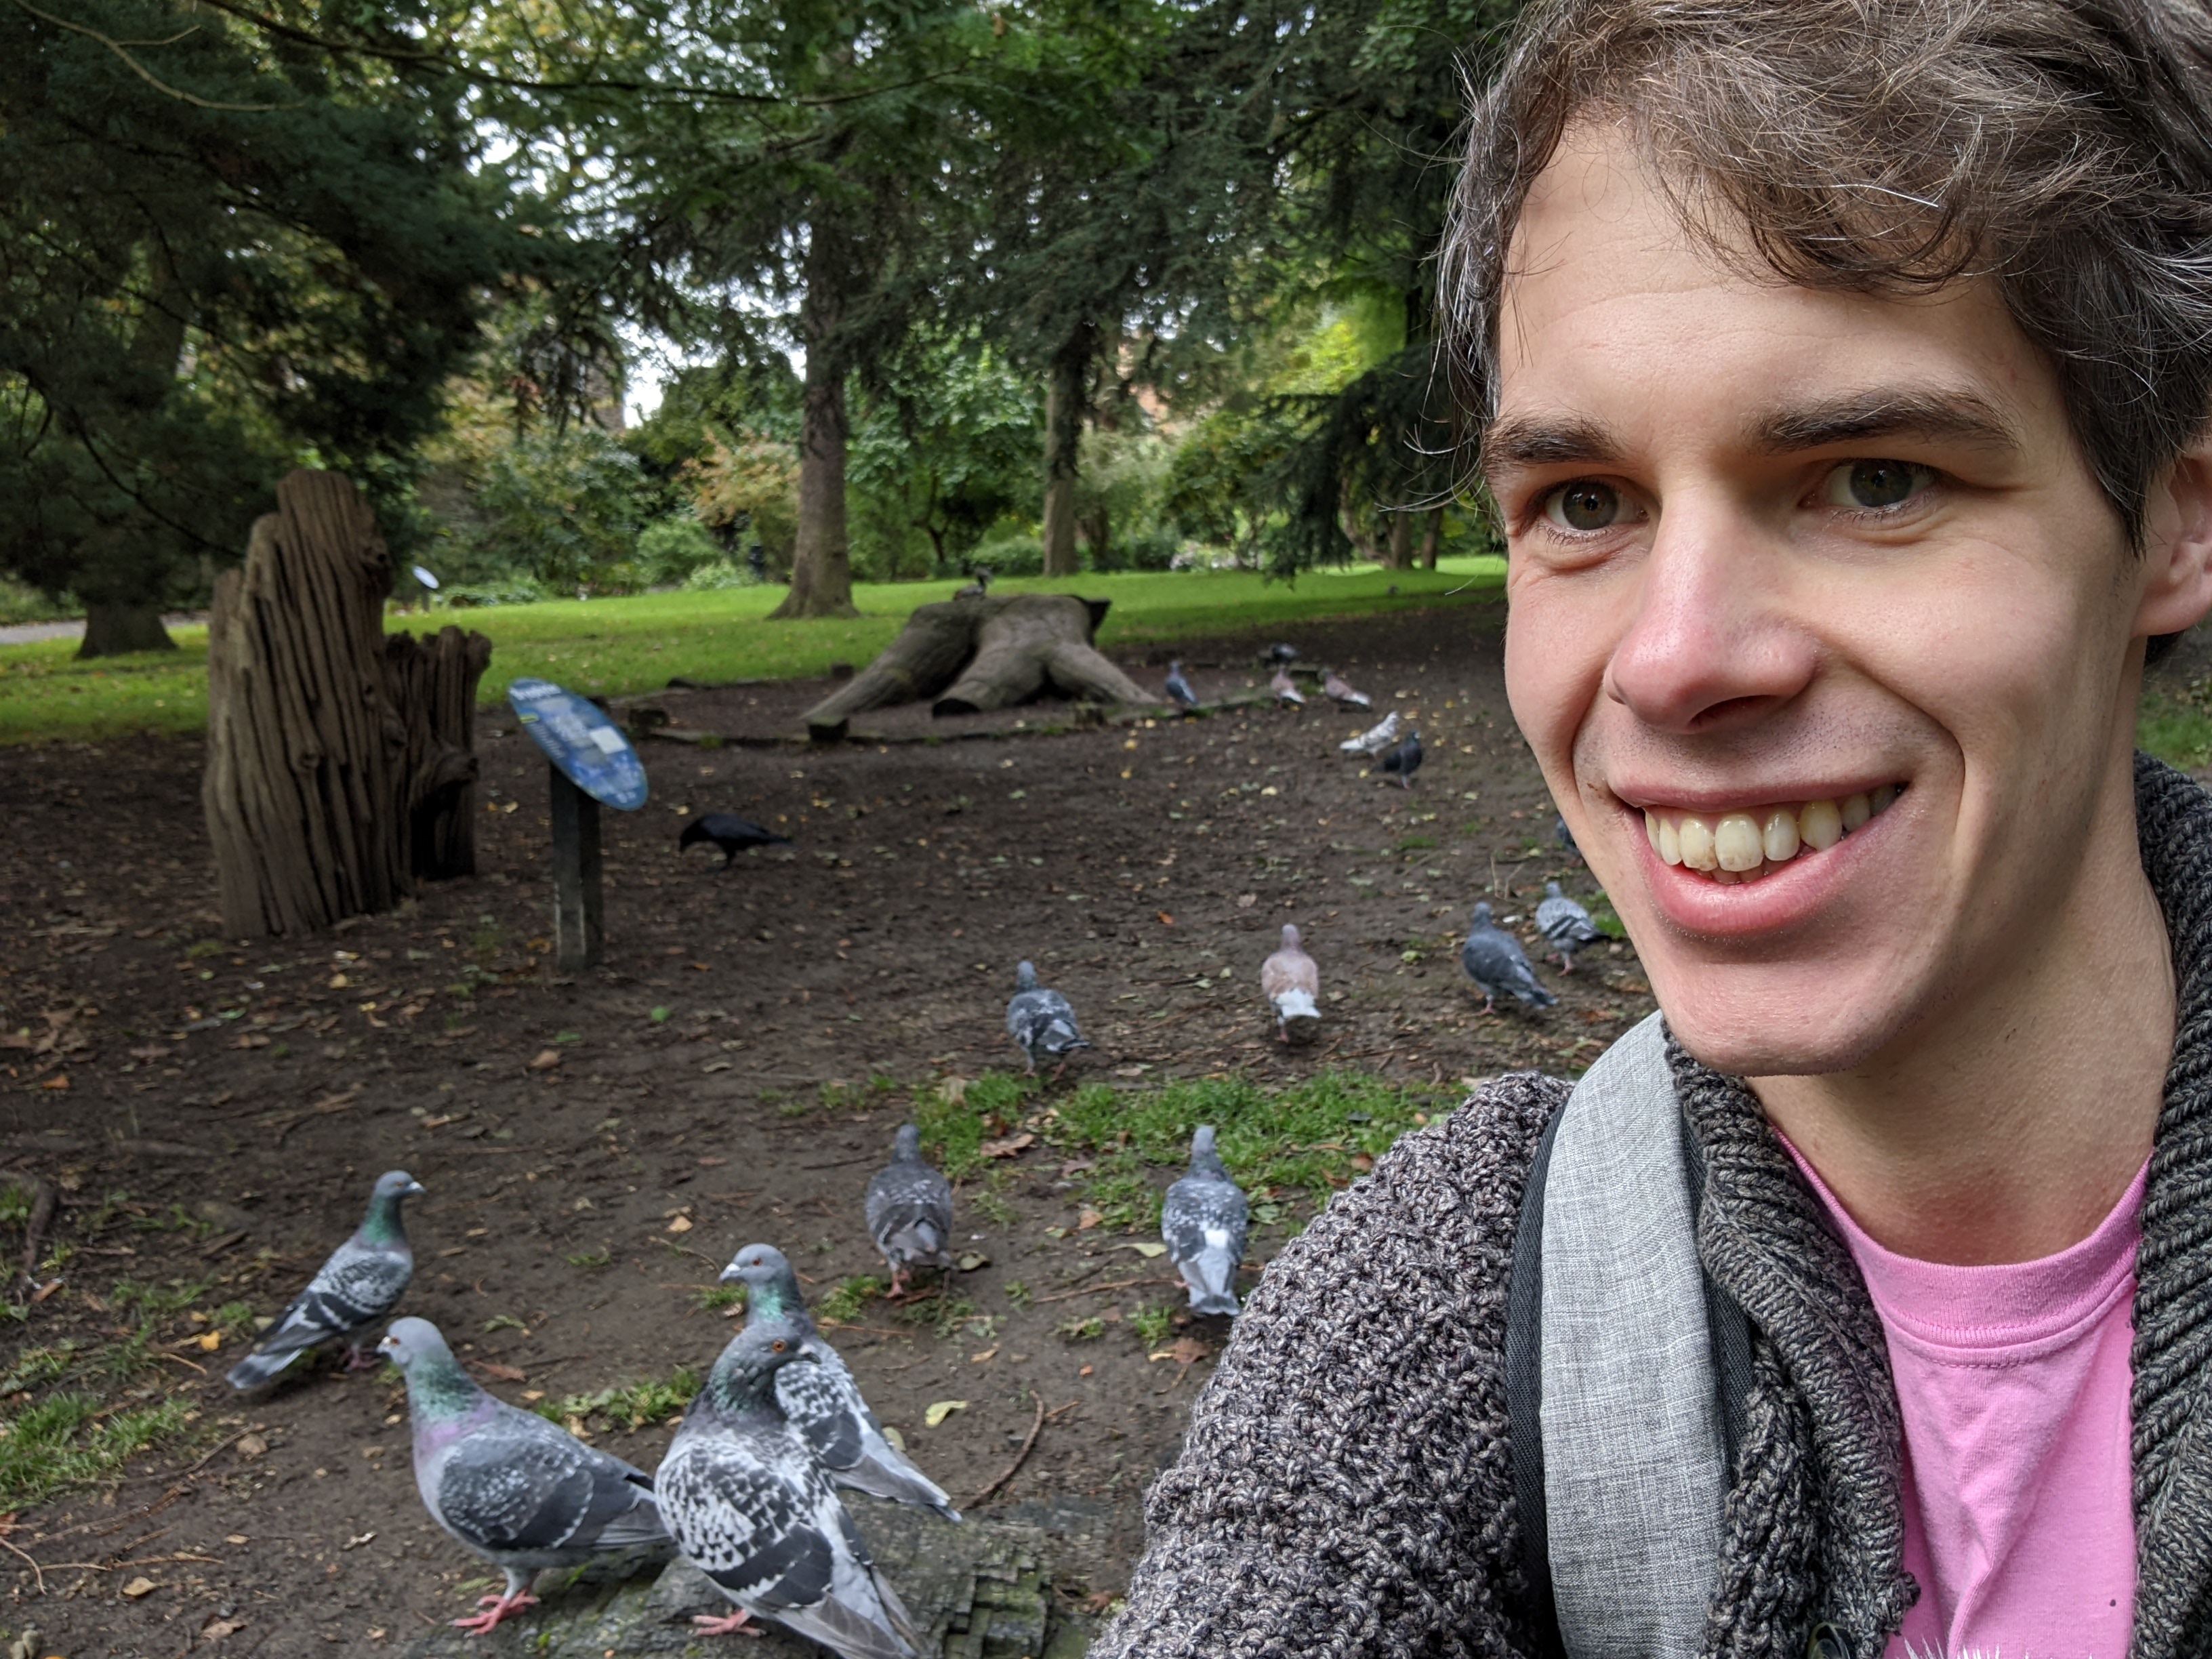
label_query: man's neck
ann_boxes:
[1753,769,2175,1267]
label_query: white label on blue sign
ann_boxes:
[589,726,627,754]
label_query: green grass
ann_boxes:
[2140,681,2212,773]
[817,1274,888,1324]
[0,1393,197,1512]
[0,558,1504,745]
[532,1368,700,1434]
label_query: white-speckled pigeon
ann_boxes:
[1379,730,1424,789]
[1536,880,1605,972]
[865,1125,954,1296]
[1338,710,1401,756]
[1006,960,1090,1078]
[720,1244,960,1521]
[1321,670,1372,710]
[1164,661,1199,710]
[659,1319,920,1655]
[227,1170,424,1389]
[1162,1127,1249,1317]
[1260,924,1320,1045]
[1462,901,1557,1012]
[382,1317,665,1635]
[1269,668,1305,708]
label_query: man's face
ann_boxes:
[1490,127,2200,1076]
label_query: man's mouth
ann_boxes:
[1639,785,1904,884]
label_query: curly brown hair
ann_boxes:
[1441,0,2212,554]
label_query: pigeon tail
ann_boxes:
[1039,1019,1090,1059]
[1271,988,1321,1043]
[835,1436,964,1523]
[1183,1250,1242,1317]
[225,1346,304,1391]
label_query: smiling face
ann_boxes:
[1490,126,2212,1076]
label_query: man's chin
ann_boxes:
[1652,972,1923,1082]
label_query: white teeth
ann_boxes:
[1637,784,1902,882]
[1714,813,1763,872]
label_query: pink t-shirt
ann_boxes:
[1782,1139,2144,1659]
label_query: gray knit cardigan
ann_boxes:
[1096,754,2212,1659]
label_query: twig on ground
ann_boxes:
[0,1531,48,1594]
[1032,1275,1178,1305]
[968,1395,1047,1508]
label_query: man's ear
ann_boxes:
[2136,431,2212,639]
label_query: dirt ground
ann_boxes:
[0,602,1655,1656]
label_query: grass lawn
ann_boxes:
[0,560,1505,745]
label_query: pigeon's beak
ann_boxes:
[407,1181,427,1197]
[718,1262,744,1284]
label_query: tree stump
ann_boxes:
[203,470,492,937]
[800,592,1152,738]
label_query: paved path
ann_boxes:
[0,614,205,647]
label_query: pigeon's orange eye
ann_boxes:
[771,1339,787,1352]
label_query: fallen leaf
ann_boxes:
[1156,912,1175,926]
[696,1156,727,1168]
[979,1132,1034,1159]
[1115,1242,1168,1258]
[28,1279,62,1303]
[39,1073,68,1091]
[129,1045,170,1062]
[235,1433,268,1460]
[521,1390,546,1402]
[923,1399,968,1428]
[1236,893,1256,908]
[469,1361,526,1382]
[1076,1208,1103,1230]
[121,1576,157,1599]
[700,1061,733,1074]
[201,1615,247,1640]
[969,1347,998,1364]
[1078,1364,1094,1378]
[881,1425,907,1451]
[196,1331,222,1352]
[665,1215,695,1234]
[956,1251,989,1272]
[341,1531,376,1551]
[527,1048,561,1071]
[224,1534,249,1546]
[1350,1152,1374,1172]
[939,1076,969,1105]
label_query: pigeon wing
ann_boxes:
[661,1434,835,1612]
[432,1410,657,1557]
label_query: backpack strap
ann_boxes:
[1504,1014,1753,1658]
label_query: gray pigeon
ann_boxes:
[1462,901,1557,1012]
[381,1317,666,1635]
[1321,669,1371,710]
[1338,710,1401,756]
[1536,880,1605,972]
[227,1170,424,1389]
[865,1125,954,1296]
[1379,729,1424,789]
[720,1244,960,1521]
[1260,923,1321,1044]
[1269,667,1305,708]
[1555,813,1585,865]
[658,1319,920,1656]
[1006,959,1090,1077]
[1162,1127,1250,1317]
[1164,661,1199,710]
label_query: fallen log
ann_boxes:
[800,592,1154,739]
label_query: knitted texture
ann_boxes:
[1098,756,2212,1659]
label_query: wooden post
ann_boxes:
[549,763,604,972]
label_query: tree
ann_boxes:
[0,1,548,655]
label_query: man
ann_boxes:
[1095,2,2212,1655]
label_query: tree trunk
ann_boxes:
[1385,508,1414,569]
[77,601,176,658]
[771,230,859,620]
[1042,326,1092,578]
[1418,506,1443,569]
[799,593,1153,736]
[1338,492,1383,562]
[1078,502,1111,569]
[203,470,491,936]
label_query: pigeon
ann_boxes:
[1379,730,1425,789]
[1269,667,1305,708]
[1006,959,1090,1078]
[1162,1127,1249,1317]
[1536,880,1605,972]
[679,813,794,867]
[1338,710,1401,756]
[865,1125,954,1296]
[227,1170,424,1389]
[1462,901,1557,1012]
[1321,669,1371,710]
[1261,924,1321,1044]
[956,568,993,600]
[720,1244,960,1521]
[382,1317,665,1635]
[1555,813,1585,865]
[1164,660,1200,710]
[1267,642,1300,665]
[657,1318,920,1654]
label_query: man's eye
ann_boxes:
[1542,481,1626,532]
[1822,459,1934,512]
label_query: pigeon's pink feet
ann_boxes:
[343,1343,383,1372]
[886,1267,912,1300]
[452,1591,539,1634]
[692,1609,763,1637]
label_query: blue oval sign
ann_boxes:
[506,678,650,811]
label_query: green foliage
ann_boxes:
[695,1285,746,1313]
[1055,1315,1105,1342]
[637,518,725,588]
[819,1275,888,1324]
[1129,1303,1176,1347]
[0,1393,195,1512]
[916,1074,1033,1181]
[533,1370,701,1433]
[565,1250,613,1271]
[460,428,653,598]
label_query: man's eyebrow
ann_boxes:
[1746,388,2022,454]
[1479,414,1624,478]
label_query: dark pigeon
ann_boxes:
[1536,880,1605,972]
[720,1244,960,1521]
[227,1170,423,1389]
[1379,730,1424,789]
[1555,813,1585,865]
[956,568,993,600]
[383,1317,665,1635]
[680,813,794,867]
[1462,901,1557,1012]
[865,1126,954,1296]
[657,1319,920,1656]
[1162,1127,1250,1317]
[1005,960,1090,1077]
[1267,642,1300,665]
[1164,661,1200,710]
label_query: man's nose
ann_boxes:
[1603,497,1820,734]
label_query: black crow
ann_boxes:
[680,813,793,867]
